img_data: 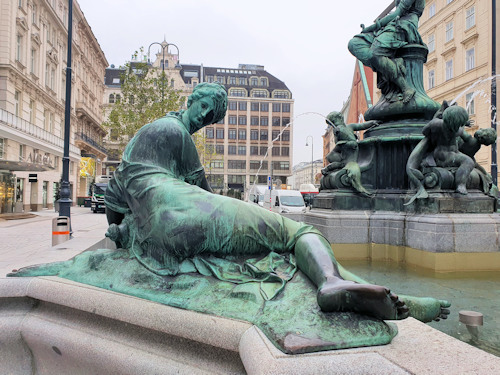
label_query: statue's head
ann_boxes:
[442,106,469,133]
[187,83,227,130]
[326,111,344,127]
[474,128,497,145]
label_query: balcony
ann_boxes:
[74,132,107,157]
[0,108,80,155]
[75,101,105,134]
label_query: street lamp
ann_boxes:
[147,39,181,99]
[306,135,314,185]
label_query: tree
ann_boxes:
[103,49,185,153]
[192,131,219,186]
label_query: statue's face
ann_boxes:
[188,96,216,130]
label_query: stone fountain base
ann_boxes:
[2,276,500,374]
[304,209,500,271]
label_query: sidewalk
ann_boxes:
[0,206,110,277]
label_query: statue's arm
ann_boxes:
[348,120,380,131]
[361,6,403,33]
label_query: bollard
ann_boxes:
[52,216,70,246]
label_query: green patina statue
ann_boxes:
[320,111,378,196]
[348,0,425,104]
[9,83,451,353]
[406,102,497,204]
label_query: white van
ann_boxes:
[263,190,306,213]
[246,184,268,207]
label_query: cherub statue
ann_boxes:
[406,102,489,204]
[321,111,379,196]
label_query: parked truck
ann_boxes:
[90,175,112,213]
[263,189,306,214]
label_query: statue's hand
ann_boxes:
[321,167,329,176]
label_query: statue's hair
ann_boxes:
[442,106,469,129]
[326,111,344,126]
[474,128,497,145]
[187,82,227,123]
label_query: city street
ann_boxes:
[0,206,109,277]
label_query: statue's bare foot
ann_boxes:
[404,186,428,206]
[400,296,451,323]
[317,280,409,320]
[402,88,416,104]
[456,184,468,195]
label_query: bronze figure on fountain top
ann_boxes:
[348,0,440,122]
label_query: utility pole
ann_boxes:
[59,0,73,221]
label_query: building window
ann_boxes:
[216,145,224,154]
[272,103,281,112]
[0,138,4,159]
[228,101,237,110]
[260,78,268,86]
[206,75,214,83]
[251,77,258,86]
[428,69,435,89]
[466,93,475,115]
[282,103,290,112]
[250,130,259,140]
[228,145,237,155]
[251,116,259,125]
[29,99,34,123]
[238,102,247,111]
[260,103,269,112]
[228,129,237,139]
[14,91,21,116]
[273,161,290,171]
[228,115,237,125]
[238,146,246,155]
[238,116,247,125]
[273,91,289,99]
[272,117,280,126]
[446,0,454,4]
[260,146,268,156]
[238,129,246,140]
[445,21,453,42]
[272,147,280,156]
[281,130,290,141]
[30,48,36,74]
[260,117,268,126]
[238,77,246,85]
[32,4,37,24]
[206,128,214,138]
[465,48,475,71]
[281,147,289,156]
[251,102,259,111]
[250,146,259,155]
[429,3,436,18]
[252,89,268,98]
[250,161,267,170]
[210,160,224,169]
[216,118,224,124]
[109,94,115,103]
[216,129,224,139]
[260,130,268,140]
[427,34,435,53]
[445,59,453,80]
[282,117,290,126]
[16,34,23,62]
[216,76,224,83]
[19,144,25,161]
[229,89,246,97]
[466,6,475,29]
[229,76,236,84]
[272,130,280,140]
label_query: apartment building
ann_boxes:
[289,160,323,190]
[0,0,107,212]
[420,0,497,177]
[179,64,294,193]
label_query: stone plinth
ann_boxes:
[2,276,500,374]
[304,209,500,272]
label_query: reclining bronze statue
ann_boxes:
[9,83,450,354]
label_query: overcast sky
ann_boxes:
[78,0,392,165]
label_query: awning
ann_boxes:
[0,160,55,172]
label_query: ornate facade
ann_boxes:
[0,0,107,212]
